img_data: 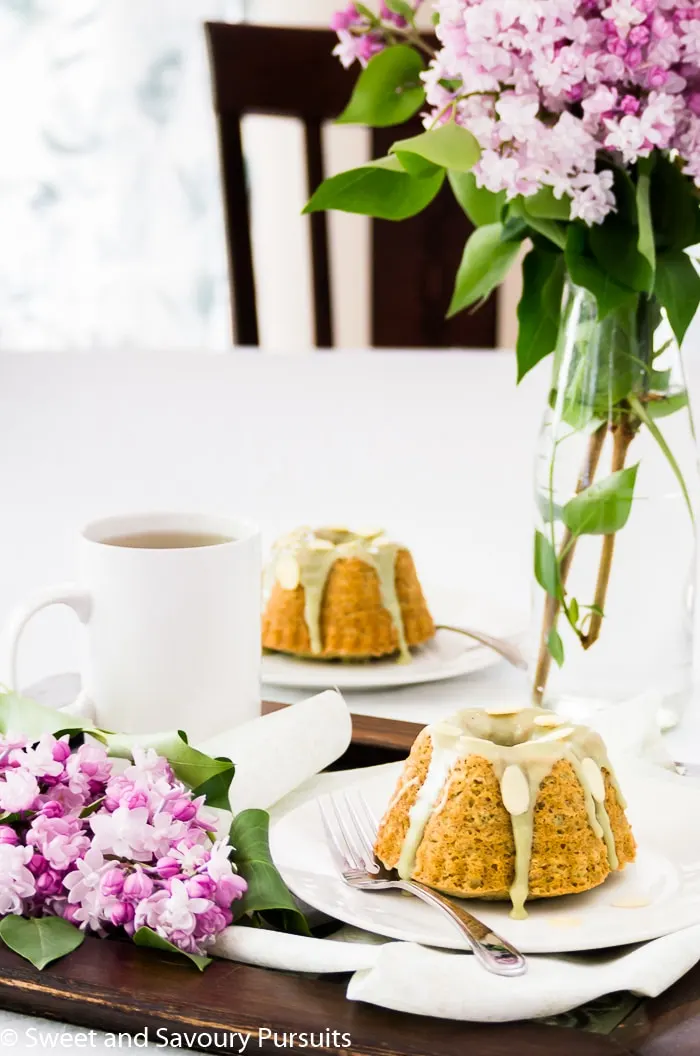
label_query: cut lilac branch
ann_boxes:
[580,420,636,649]
[532,422,607,704]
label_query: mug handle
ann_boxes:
[4,584,92,692]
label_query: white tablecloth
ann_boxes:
[1,348,700,1049]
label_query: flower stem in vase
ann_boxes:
[580,418,637,650]
[532,422,607,703]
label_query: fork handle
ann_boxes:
[435,624,528,671]
[396,880,527,976]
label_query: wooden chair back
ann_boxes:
[205,22,497,349]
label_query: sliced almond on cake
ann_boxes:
[276,553,300,591]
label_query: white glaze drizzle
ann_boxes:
[397,730,462,879]
[393,707,623,919]
[268,527,410,660]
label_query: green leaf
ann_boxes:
[0,916,84,970]
[336,45,425,128]
[391,121,480,175]
[304,154,444,221]
[510,199,566,249]
[501,215,529,243]
[605,162,637,227]
[526,216,567,250]
[549,298,642,429]
[547,628,565,667]
[645,391,689,420]
[654,250,700,347]
[650,155,700,251]
[648,366,671,393]
[536,490,564,524]
[516,247,565,381]
[636,157,656,287]
[628,394,695,524]
[565,224,637,318]
[562,464,639,537]
[354,3,379,22]
[383,0,415,22]
[80,796,106,818]
[448,223,521,316]
[0,691,102,741]
[133,928,211,971]
[0,691,234,810]
[230,809,310,935]
[568,598,580,626]
[521,187,571,220]
[588,217,653,294]
[105,730,235,810]
[448,171,505,226]
[534,531,559,600]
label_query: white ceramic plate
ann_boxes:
[270,764,700,954]
[261,587,525,690]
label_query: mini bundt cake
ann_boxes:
[374,706,636,918]
[262,526,435,661]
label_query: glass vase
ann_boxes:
[531,280,699,730]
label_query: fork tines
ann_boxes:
[319,789,381,875]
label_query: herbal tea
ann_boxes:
[101,531,233,549]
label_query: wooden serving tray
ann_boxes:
[0,703,697,1055]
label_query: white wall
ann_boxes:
[0,0,517,352]
[0,0,244,352]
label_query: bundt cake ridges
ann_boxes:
[374,708,636,919]
[262,528,435,660]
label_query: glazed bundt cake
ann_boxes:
[374,706,636,918]
[262,526,435,661]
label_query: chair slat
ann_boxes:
[305,119,333,348]
[216,111,258,345]
[205,23,498,350]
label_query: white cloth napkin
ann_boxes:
[197,689,352,813]
[346,926,700,1021]
[60,685,700,1022]
[211,912,700,1022]
[64,687,353,816]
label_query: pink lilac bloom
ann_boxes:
[64,742,111,797]
[0,844,36,915]
[0,735,246,957]
[122,867,153,900]
[333,29,385,68]
[0,768,40,813]
[10,734,66,782]
[330,2,362,32]
[134,878,227,954]
[89,805,187,861]
[63,848,110,914]
[331,0,700,223]
[426,0,700,221]
[26,814,91,870]
[0,733,28,765]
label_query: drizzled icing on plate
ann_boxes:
[266,526,411,661]
[396,706,625,919]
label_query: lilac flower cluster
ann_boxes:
[333,0,700,224]
[331,2,422,67]
[0,733,246,955]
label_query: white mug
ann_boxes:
[4,512,262,739]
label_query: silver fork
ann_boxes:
[435,624,528,671]
[320,789,527,977]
